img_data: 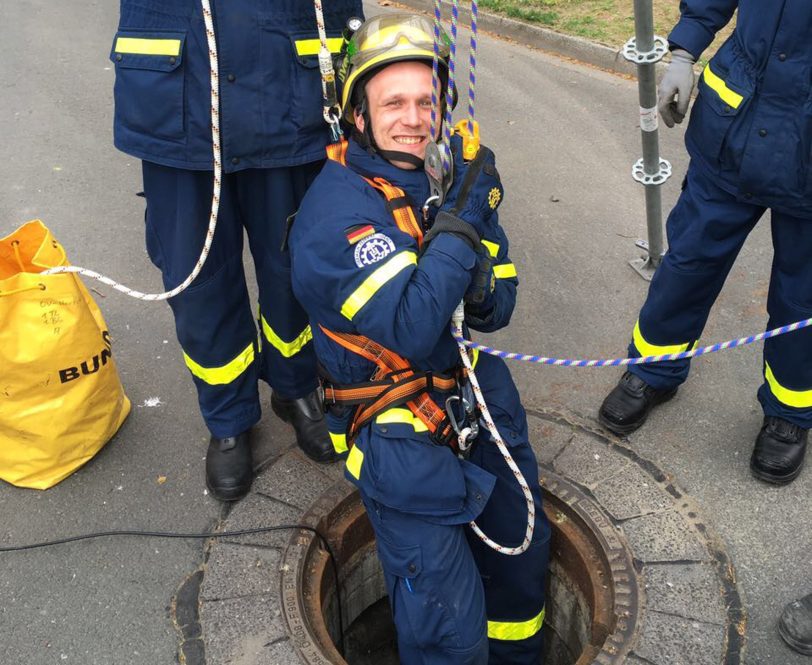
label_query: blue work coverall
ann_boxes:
[111,0,362,437]
[629,0,812,426]
[290,138,551,664]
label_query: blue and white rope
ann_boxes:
[451,317,812,367]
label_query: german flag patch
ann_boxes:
[345,224,375,245]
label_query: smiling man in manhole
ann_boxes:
[288,13,552,665]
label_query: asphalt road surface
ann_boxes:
[0,1,809,663]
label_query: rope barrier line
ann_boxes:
[39,0,222,302]
[452,317,812,367]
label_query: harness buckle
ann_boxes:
[316,380,334,413]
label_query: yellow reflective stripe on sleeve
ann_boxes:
[183,342,254,385]
[488,606,545,641]
[493,263,517,279]
[294,37,344,56]
[341,251,417,320]
[765,362,812,408]
[632,320,696,357]
[471,347,480,369]
[260,315,312,358]
[115,37,182,56]
[375,407,429,432]
[481,239,500,258]
[329,432,348,454]
[346,445,364,480]
[702,64,743,109]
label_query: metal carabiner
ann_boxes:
[445,395,476,454]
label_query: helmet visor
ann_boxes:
[346,13,450,72]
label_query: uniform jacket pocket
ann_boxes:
[687,38,754,170]
[111,30,186,142]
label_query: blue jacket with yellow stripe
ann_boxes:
[671,0,812,217]
[112,0,363,172]
[289,137,521,518]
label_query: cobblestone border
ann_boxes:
[189,407,745,664]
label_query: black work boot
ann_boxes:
[271,389,340,463]
[598,371,678,435]
[750,416,808,485]
[779,592,812,656]
[205,431,254,502]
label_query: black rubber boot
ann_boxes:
[598,371,678,436]
[750,416,808,486]
[271,389,340,463]
[205,431,254,502]
[779,592,812,656]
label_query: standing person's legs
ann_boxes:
[237,163,337,462]
[142,162,259,499]
[751,210,812,484]
[600,163,764,434]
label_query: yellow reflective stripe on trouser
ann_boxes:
[702,64,743,109]
[765,362,812,408]
[632,320,696,357]
[346,445,364,480]
[260,314,312,358]
[183,342,254,385]
[330,431,348,454]
[375,407,429,432]
[341,251,417,320]
[493,263,517,279]
[294,37,344,56]
[114,37,181,56]
[488,606,545,641]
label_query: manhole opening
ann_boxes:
[298,477,627,664]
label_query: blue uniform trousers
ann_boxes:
[629,161,812,427]
[358,370,550,664]
[141,161,322,437]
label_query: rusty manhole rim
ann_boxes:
[280,467,641,664]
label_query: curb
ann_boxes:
[388,0,650,78]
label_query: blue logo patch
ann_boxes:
[354,233,396,268]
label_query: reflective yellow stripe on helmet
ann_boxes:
[702,64,743,109]
[183,342,254,385]
[632,320,696,357]
[260,314,312,358]
[376,407,428,432]
[294,37,344,57]
[341,251,417,320]
[488,606,545,641]
[115,37,181,56]
[494,263,517,279]
[330,431,348,454]
[765,362,812,408]
[346,445,364,480]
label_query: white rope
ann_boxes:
[452,306,536,555]
[42,0,222,301]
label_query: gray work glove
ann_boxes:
[658,48,696,128]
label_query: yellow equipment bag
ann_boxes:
[0,220,131,489]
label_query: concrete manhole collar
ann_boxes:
[275,410,744,664]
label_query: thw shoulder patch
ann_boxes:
[354,233,396,268]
